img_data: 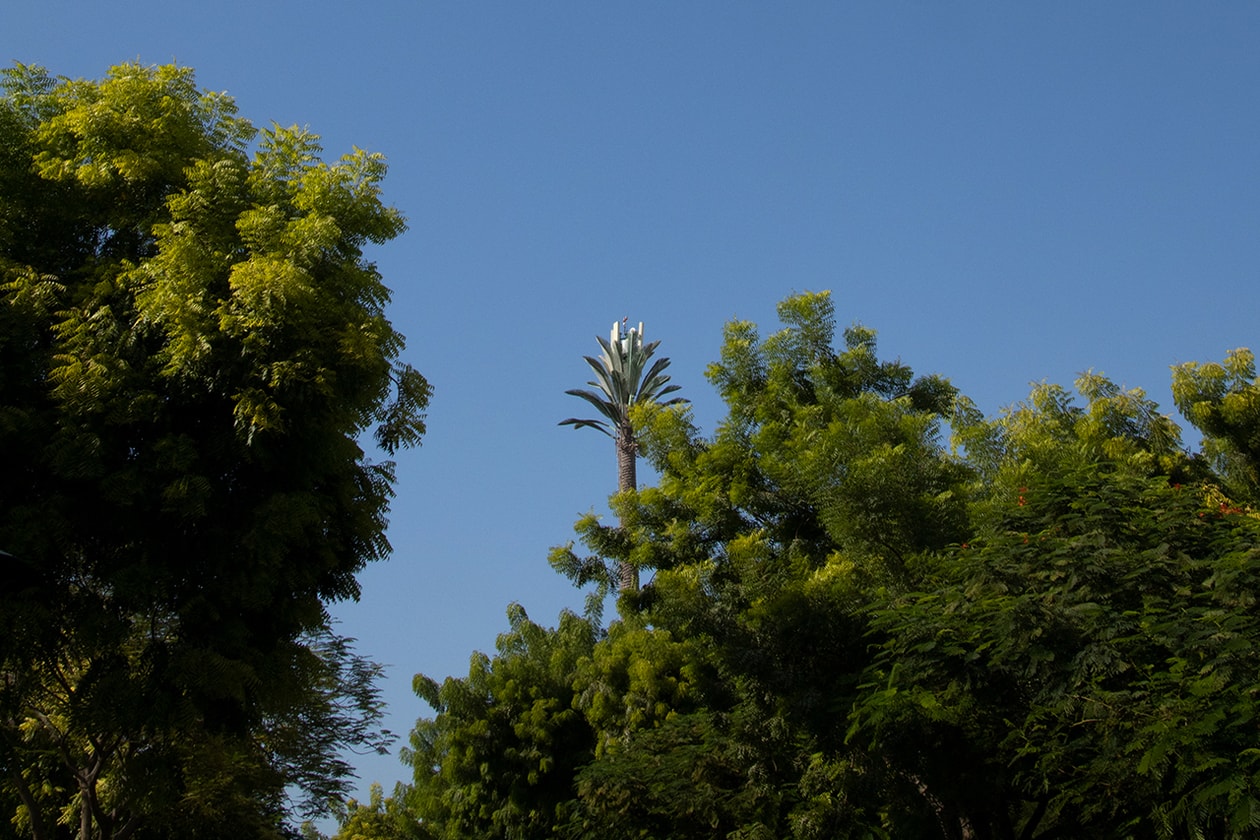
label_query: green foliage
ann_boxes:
[423,293,971,837]
[574,618,707,755]
[569,291,970,629]
[0,61,427,838]
[858,431,1260,836]
[1173,348,1260,505]
[317,783,431,840]
[405,606,599,840]
[564,711,783,840]
[421,291,1260,838]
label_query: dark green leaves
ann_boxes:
[376,363,432,454]
[0,61,425,837]
[536,294,1260,837]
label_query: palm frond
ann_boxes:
[559,417,613,436]
[582,354,612,383]
[563,321,687,437]
[563,388,622,424]
[594,336,632,407]
[640,355,672,389]
[594,335,624,382]
[642,381,681,402]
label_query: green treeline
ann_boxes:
[391,293,1260,840]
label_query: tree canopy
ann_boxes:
[404,291,1260,839]
[0,61,427,839]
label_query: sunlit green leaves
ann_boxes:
[1174,348,1260,504]
[540,293,1260,837]
[0,60,425,837]
[407,606,599,840]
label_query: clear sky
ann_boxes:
[5,0,1260,811]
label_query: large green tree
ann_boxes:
[432,292,969,838]
[611,302,1260,838]
[576,291,970,837]
[0,62,428,839]
[850,376,1242,838]
[403,605,723,840]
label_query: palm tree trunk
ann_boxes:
[615,430,638,592]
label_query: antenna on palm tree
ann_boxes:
[560,320,686,591]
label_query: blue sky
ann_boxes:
[6,1,1260,809]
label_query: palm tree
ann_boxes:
[560,319,686,591]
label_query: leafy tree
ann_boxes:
[560,320,685,591]
[549,291,969,836]
[555,293,1260,837]
[856,374,1260,838]
[406,606,598,840]
[568,292,966,589]
[563,711,785,840]
[418,290,1260,838]
[0,62,428,838]
[405,606,734,840]
[310,783,431,840]
[556,617,766,839]
[1173,347,1260,505]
